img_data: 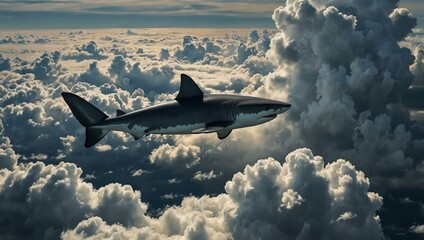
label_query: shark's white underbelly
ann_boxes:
[149,123,205,134]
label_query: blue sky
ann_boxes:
[0,0,422,29]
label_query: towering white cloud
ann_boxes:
[225,148,382,240]
[263,0,421,181]
[411,45,424,86]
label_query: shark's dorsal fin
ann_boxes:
[116,109,126,116]
[175,74,204,103]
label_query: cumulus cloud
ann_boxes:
[34,38,51,44]
[175,42,206,63]
[125,29,139,35]
[12,51,63,82]
[225,148,383,240]
[257,30,271,53]
[410,225,424,234]
[149,143,201,168]
[0,161,150,239]
[0,119,19,170]
[249,30,260,43]
[411,45,424,86]
[235,42,257,64]
[0,36,14,44]
[0,72,48,106]
[79,61,112,86]
[59,148,383,240]
[263,0,421,182]
[62,41,107,61]
[159,48,170,60]
[126,62,177,96]
[0,54,11,72]
[108,55,129,76]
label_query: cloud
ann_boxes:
[242,54,275,76]
[79,61,112,86]
[256,29,271,53]
[81,41,103,55]
[34,38,51,44]
[410,224,424,234]
[159,48,171,60]
[58,148,382,239]
[108,55,129,75]
[0,72,48,106]
[0,161,152,239]
[0,18,421,239]
[126,62,177,96]
[263,0,420,182]
[149,143,201,168]
[62,41,108,62]
[411,45,424,86]
[249,30,260,43]
[13,51,63,82]
[225,148,383,240]
[95,144,112,152]
[390,8,417,41]
[0,37,14,44]
[124,29,139,35]
[235,42,257,64]
[193,170,221,181]
[0,55,11,72]
[0,119,19,170]
[175,42,206,63]
[131,169,151,177]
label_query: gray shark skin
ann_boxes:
[62,74,291,148]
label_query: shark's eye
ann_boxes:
[266,106,270,110]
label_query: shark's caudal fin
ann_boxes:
[61,92,109,148]
[85,128,109,148]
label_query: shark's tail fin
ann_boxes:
[61,92,109,148]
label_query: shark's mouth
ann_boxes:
[261,114,277,119]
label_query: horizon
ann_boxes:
[0,0,422,29]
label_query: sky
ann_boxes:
[0,0,424,240]
[0,0,422,29]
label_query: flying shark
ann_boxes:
[62,74,291,148]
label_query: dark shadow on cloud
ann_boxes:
[403,87,424,110]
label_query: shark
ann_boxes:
[62,74,291,147]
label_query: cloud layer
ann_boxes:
[0,148,380,239]
[0,0,423,237]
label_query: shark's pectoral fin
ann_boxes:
[131,133,144,140]
[217,129,232,139]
